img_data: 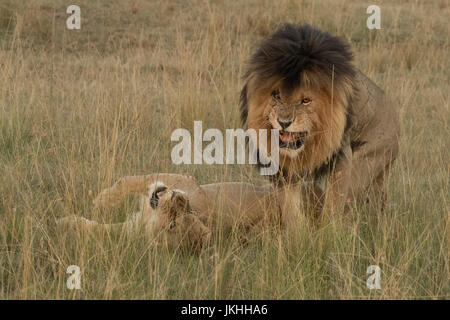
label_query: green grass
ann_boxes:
[0,0,448,299]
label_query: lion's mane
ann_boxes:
[240,23,358,182]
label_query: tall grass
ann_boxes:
[0,0,448,299]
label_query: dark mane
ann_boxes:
[240,23,356,124]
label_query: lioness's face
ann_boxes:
[265,86,326,158]
[147,182,210,250]
[148,183,190,230]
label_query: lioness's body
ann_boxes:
[59,174,294,250]
[92,174,293,229]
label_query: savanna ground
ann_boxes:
[0,0,448,299]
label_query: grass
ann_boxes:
[0,0,448,299]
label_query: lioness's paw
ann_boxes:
[56,215,98,229]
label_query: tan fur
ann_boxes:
[247,69,350,172]
[57,174,297,252]
[244,68,400,215]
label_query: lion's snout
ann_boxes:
[278,118,293,129]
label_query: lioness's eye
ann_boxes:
[301,98,311,105]
[271,89,281,100]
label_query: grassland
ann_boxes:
[0,0,448,299]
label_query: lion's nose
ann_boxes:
[278,119,292,129]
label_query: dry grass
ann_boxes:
[0,0,448,299]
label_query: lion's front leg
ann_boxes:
[322,144,353,216]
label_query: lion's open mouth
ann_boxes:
[279,130,307,150]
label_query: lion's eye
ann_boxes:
[271,89,281,100]
[301,98,311,105]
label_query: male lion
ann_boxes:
[58,174,296,251]
[240,24,400,215]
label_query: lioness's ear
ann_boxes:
[149,185,168,209]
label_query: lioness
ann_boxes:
[58,174,298,251]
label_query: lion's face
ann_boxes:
[147,182,210,250]
[241,24,357,176]
[246,78,348,174]
[147,182,192,231]
[264,86,329,159]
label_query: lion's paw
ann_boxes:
[56,215,98,229]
